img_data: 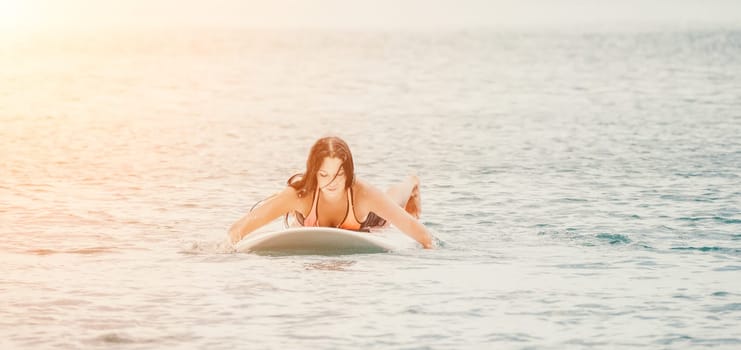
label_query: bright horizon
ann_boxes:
[2,0,741,32]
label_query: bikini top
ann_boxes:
[295,187,388,231]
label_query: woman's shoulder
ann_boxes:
[275,185,303,203]
[352,178,383,199]
[280,185,314,208]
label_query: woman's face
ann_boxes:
[316,157,346,193]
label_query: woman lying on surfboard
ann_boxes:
[228,136,433,249]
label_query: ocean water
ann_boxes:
[1,27,740,349]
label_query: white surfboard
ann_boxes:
[235,227,419,255]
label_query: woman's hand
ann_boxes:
[229,226,244,245]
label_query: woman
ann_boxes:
[229,136,433,249]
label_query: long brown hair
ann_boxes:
[288,137,355,198]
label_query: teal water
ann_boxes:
[1,27,740,349]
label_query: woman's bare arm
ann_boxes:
[362,183,433,249]
[228,187,298,244]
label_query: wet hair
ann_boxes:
[287,136,355,198]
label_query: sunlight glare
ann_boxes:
[0,0,35,30]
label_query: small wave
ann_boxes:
[655,334,741,346]
[554,262,612,270]
[558,197,588,202]
[538,230,635,247]
[714,265,741,271]
[706,303,741,314]
[630,242,654,250]
[304,260,356,271]
[179,240,235,254]
[678,216,709,222]
[595,233,631,245]
[97,333,141,344]
[677,216,741,225]
[92,331,188,345]
[536,230,577,238]
[662,195,715,203]
[27,247,118,255]
[714,216,741,224]
[671,246,741,255]
[657,334,692,345]
[486,332,540,342]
